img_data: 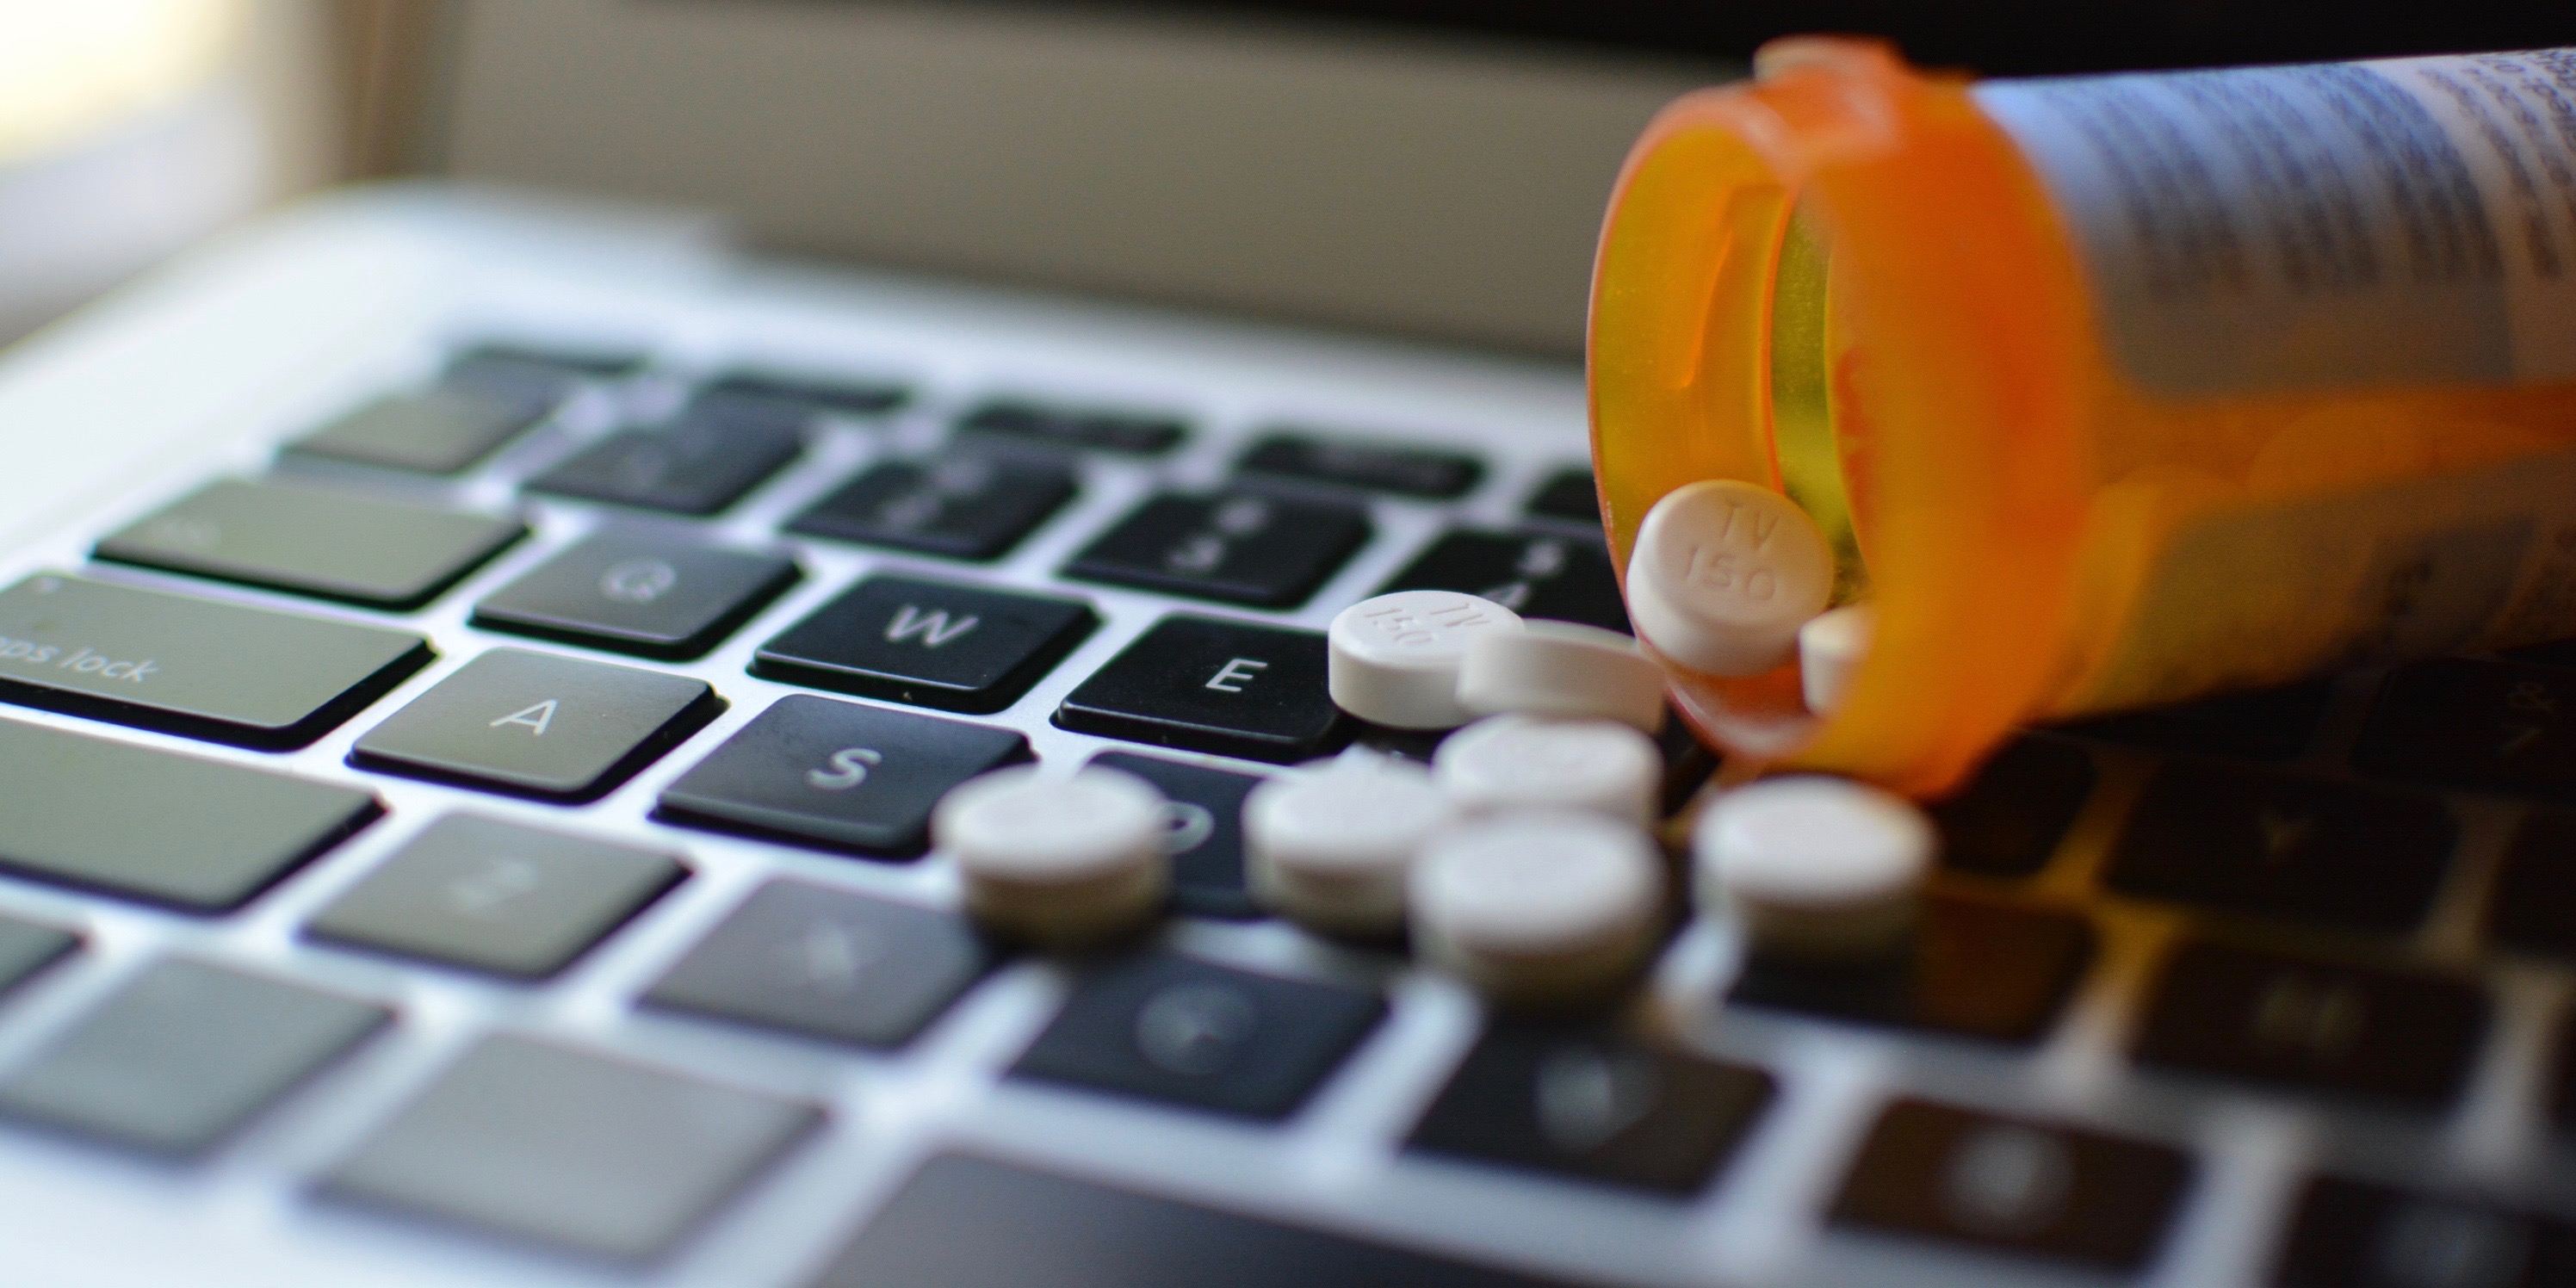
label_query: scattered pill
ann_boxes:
[1409,811,1665,1009]
[934,765,1171,946]
[1433,714,1661,825]
[1624,479,1833,676]
[1328,590,1523,729]
[1454,618,1666,732]
[1798,603,1874,715]
[1693,775,1933,961]
[1244,756,1451,938]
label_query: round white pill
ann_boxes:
[1625,479,1834,676]
[1433,715,1662,826]
[934,765,1172,946]
[1693,775,1934,960]
[1409,811,1666,1008]
[1799,603,1875,715]
[1328,591,1523,729]
[1454,618,1668,733]
[1244,757,1451,937]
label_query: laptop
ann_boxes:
[0,3,2569,1285]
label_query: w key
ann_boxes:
[753,575,1095,715]
[2133,939,2488,1108]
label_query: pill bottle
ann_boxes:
[1589,38,2576,796]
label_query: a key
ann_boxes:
[319,1036,819,1263]
[1523,468,1602,527]
[284,385,556,475]
[1727,894,2094,1043]
[645,879,993,1048]
[2273,1176,2576,1288]
[787,452,1077,561]
[1378,529,1630,634]
[0,960,387,1157]
[2356,659,2576,802]
[956,399,1186,455]
[0,717,381,911]
[0,913,77,998]
[306,814,687,979]
[1054,615,1347,764]
[656,694,1031,858]
[0,573,431,749]
[470,530,801,661]
[94,478,526,610]
[1087,752,1266,920]
[350,647,722,802]
[695,370,909,420]
[1408,1024,1774,1195]
[752,575,1095,714]
[1235,432,1483,499]
[1063,492,1369,609]
[1929,735,2096,878]
[2054,678,2336,762]
[813,1153,1589,1288]
[1010,952,1384,1119]
[2103,762,2455,932]
[2486,808,2576,958]
[1830,1100,2191,1272]
[528,405,804,516]
[2133,938,2487,1108]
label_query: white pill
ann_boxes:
[1625,479,1834,676]
[1409,811,1666,1008]
[1454,618,1667,733]
[1693,775,1933,960]
[934,765,1172,946]
[1244,757,1451,937]
[1433,715,1661,826]
[1798,603,1875,715]
[1328,591,1523,729]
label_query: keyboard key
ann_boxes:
[449,342,645,385]
[0,960,387,1157]
[656,694,1030,858]
[1524,468,1601,527]
[350,647,721,802]
[1011,952,1384,1120]
[285,385,556,475]
[95,478,526,610]
[1408,1024,1774,1195]
[786,452,1076,561]
[2133,938,2487,1108]
[1056,615,1347,764]
[752,575,1095,715]
[696,370,908,419]
[2273,1176,2576,1288]
[1378,529,1629,634]
[1087,752,1266,919]
[0,573,431,749]
[2055,678,2335,762]
[645,879,993,1048]
[813,1153,1588,1288]
[2103,763,2455,932]
[528,407,804,516]
[320,1036,819,1262]
[1929,736,2096,878]
[471,531,801,661]
[1728,895,2093,1043]
[0,913,77,997]
[2356,659,2576,802]
[307,814,686,979]
[2490,808,2576,958]
[0,717,381,910]
[1236,432,1483,499]
[957,399,1186,455]
[1064,492,1369,609]
[1830,1100,2191,1272]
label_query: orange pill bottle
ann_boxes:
[1589,39,2576,796]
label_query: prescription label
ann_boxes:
[1974,48,2576,397]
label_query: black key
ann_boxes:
[1930,736,2096,878]
[656,694,1031,858]
[2274,1176,2576,1288]
[1087,752,1265,919]
[752,575,1094,715]
[696,370,908,419]
[320,1036,819,1263]
[957,399,1186,455]
[2055,679,2336,762]
[1063,492,1369,609]
[2103,762,2455,933]
[2356,659,2576,802]
[95,478,525,610]
[644,879,992,1047]
[1056,615,1347,764]
[1408,1024,1774,1195]
[1236,432,1483,499]
[0,717,381,911]
[1830,1100,2191,1272]
[0,913,77,997]
[350,647,721,802]
[2491,808,2576,958]
[448,343,644,386]
[786,452,1076,561]
[307,814,687,979]
[2133,938,2487,1108]
[471,531,800,661]
[0,573,430,749]
[815,1153,1588,1288]
[284,385,555,475]
[1728,895,2093,1043]
[1378,529,1629,633]
[528,407,804,516]
[0,960,387,1157]
[1524,468,1602,527]
[1011,952,1384,1120]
